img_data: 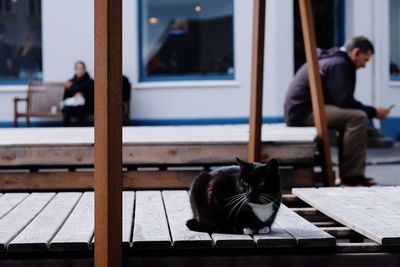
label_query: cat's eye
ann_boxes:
[258,181,265,186]
[242,181,248,186]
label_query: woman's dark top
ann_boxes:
[63,72,94,114]
[284,48,377,126]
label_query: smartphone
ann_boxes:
[389,104,396,110]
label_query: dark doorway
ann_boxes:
[294,0,345,72]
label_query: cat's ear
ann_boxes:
[236,157,253,172]
[265,158,279,173]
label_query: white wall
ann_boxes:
[8,0,397,123]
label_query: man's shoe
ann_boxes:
[341,176,378,186]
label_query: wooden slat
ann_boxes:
[319,227,355,238]
[122,191,135,248]
[132,191,171,249]
[293,188,400,245]
[0,193,55,251]
[0,125,317,145]
[248,0,266,162]
[336,242,382,253]
[212,233,255,248]
[50,192,94,251]
[0,193,29,219]
[0,125,317,167]
[0,143,316,167]
[299,0,335,186]
[162,191,213,248]
[8,192,82,252]
[274,205,335,247]
[253,222,297,248]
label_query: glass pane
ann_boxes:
[390,0,400,81]
[0,0,42,84]
[139,0,234,81]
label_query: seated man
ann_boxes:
[62,61,94,126]
[284,36,390,186]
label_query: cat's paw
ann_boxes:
[258,226,271,234]
[243,228,254,235]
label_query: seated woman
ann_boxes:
[62,61,94,126]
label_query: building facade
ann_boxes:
[0,0,399,139]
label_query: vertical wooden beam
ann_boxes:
[94,0,122,266]
[298,0,335,186]
[248,0,266,163]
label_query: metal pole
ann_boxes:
[94,0,123,265]
[248,0,266,163]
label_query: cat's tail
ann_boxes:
[186,218,211,233]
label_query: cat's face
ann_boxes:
[236,158,281,204]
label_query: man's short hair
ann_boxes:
[345,36,375,54]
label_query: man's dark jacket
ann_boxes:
[284,48,376,126]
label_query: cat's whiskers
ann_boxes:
[260,193,281,203]
[224,193,245,201]
[259,195,281,209]
[234,198,248,222]
[227,195,246,220]
[224,193,246,208]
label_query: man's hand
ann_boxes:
[375,107,390,119]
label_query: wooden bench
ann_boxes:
[0,187,399,266]
[0,124,318,190]
[14,82,65,127]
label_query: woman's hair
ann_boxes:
[74,60,86,70]
[345,36,375,54]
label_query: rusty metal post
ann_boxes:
[94,0,123,265]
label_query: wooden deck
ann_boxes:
[0,125,317,166]
[0,125,319,190]
[0,187,399,266]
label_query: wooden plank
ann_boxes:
[211,233,254,248]
[293,188,400,245]
[0,142,316,167]
[299,0,335,186]
[248,0,266,162]
[132,191,171,249]
[50,192,94,251]
[0,193,55,251]
[0,125,317,146]
[274,204,335,247]
[162,190,213,249]
[253,222,297,248]
[336,242,382,253]
[8,192,82,252]
[122,191,135,248]
[0,193,29,220]
[319,227,355,238]
[0,171,196,191]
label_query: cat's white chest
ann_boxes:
[248,202,274,222]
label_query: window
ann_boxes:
[293,0,345,72]
[0,0,42,84]
[390,0,400,81]
[139,0,234,82]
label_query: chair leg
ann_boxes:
[14,116,18,128]
[26,116,30,127]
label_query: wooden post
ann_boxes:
[94,0,123,266]
[298,0,335,186]
[248,0,266,163]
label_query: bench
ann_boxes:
[0,188,399,266]
[13,81,131,127]
[14,82,65,127]
[0,124,318,190]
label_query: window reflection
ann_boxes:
[0,0,42,84]
[140,0,234,81]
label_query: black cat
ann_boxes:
[186,158,282,234]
